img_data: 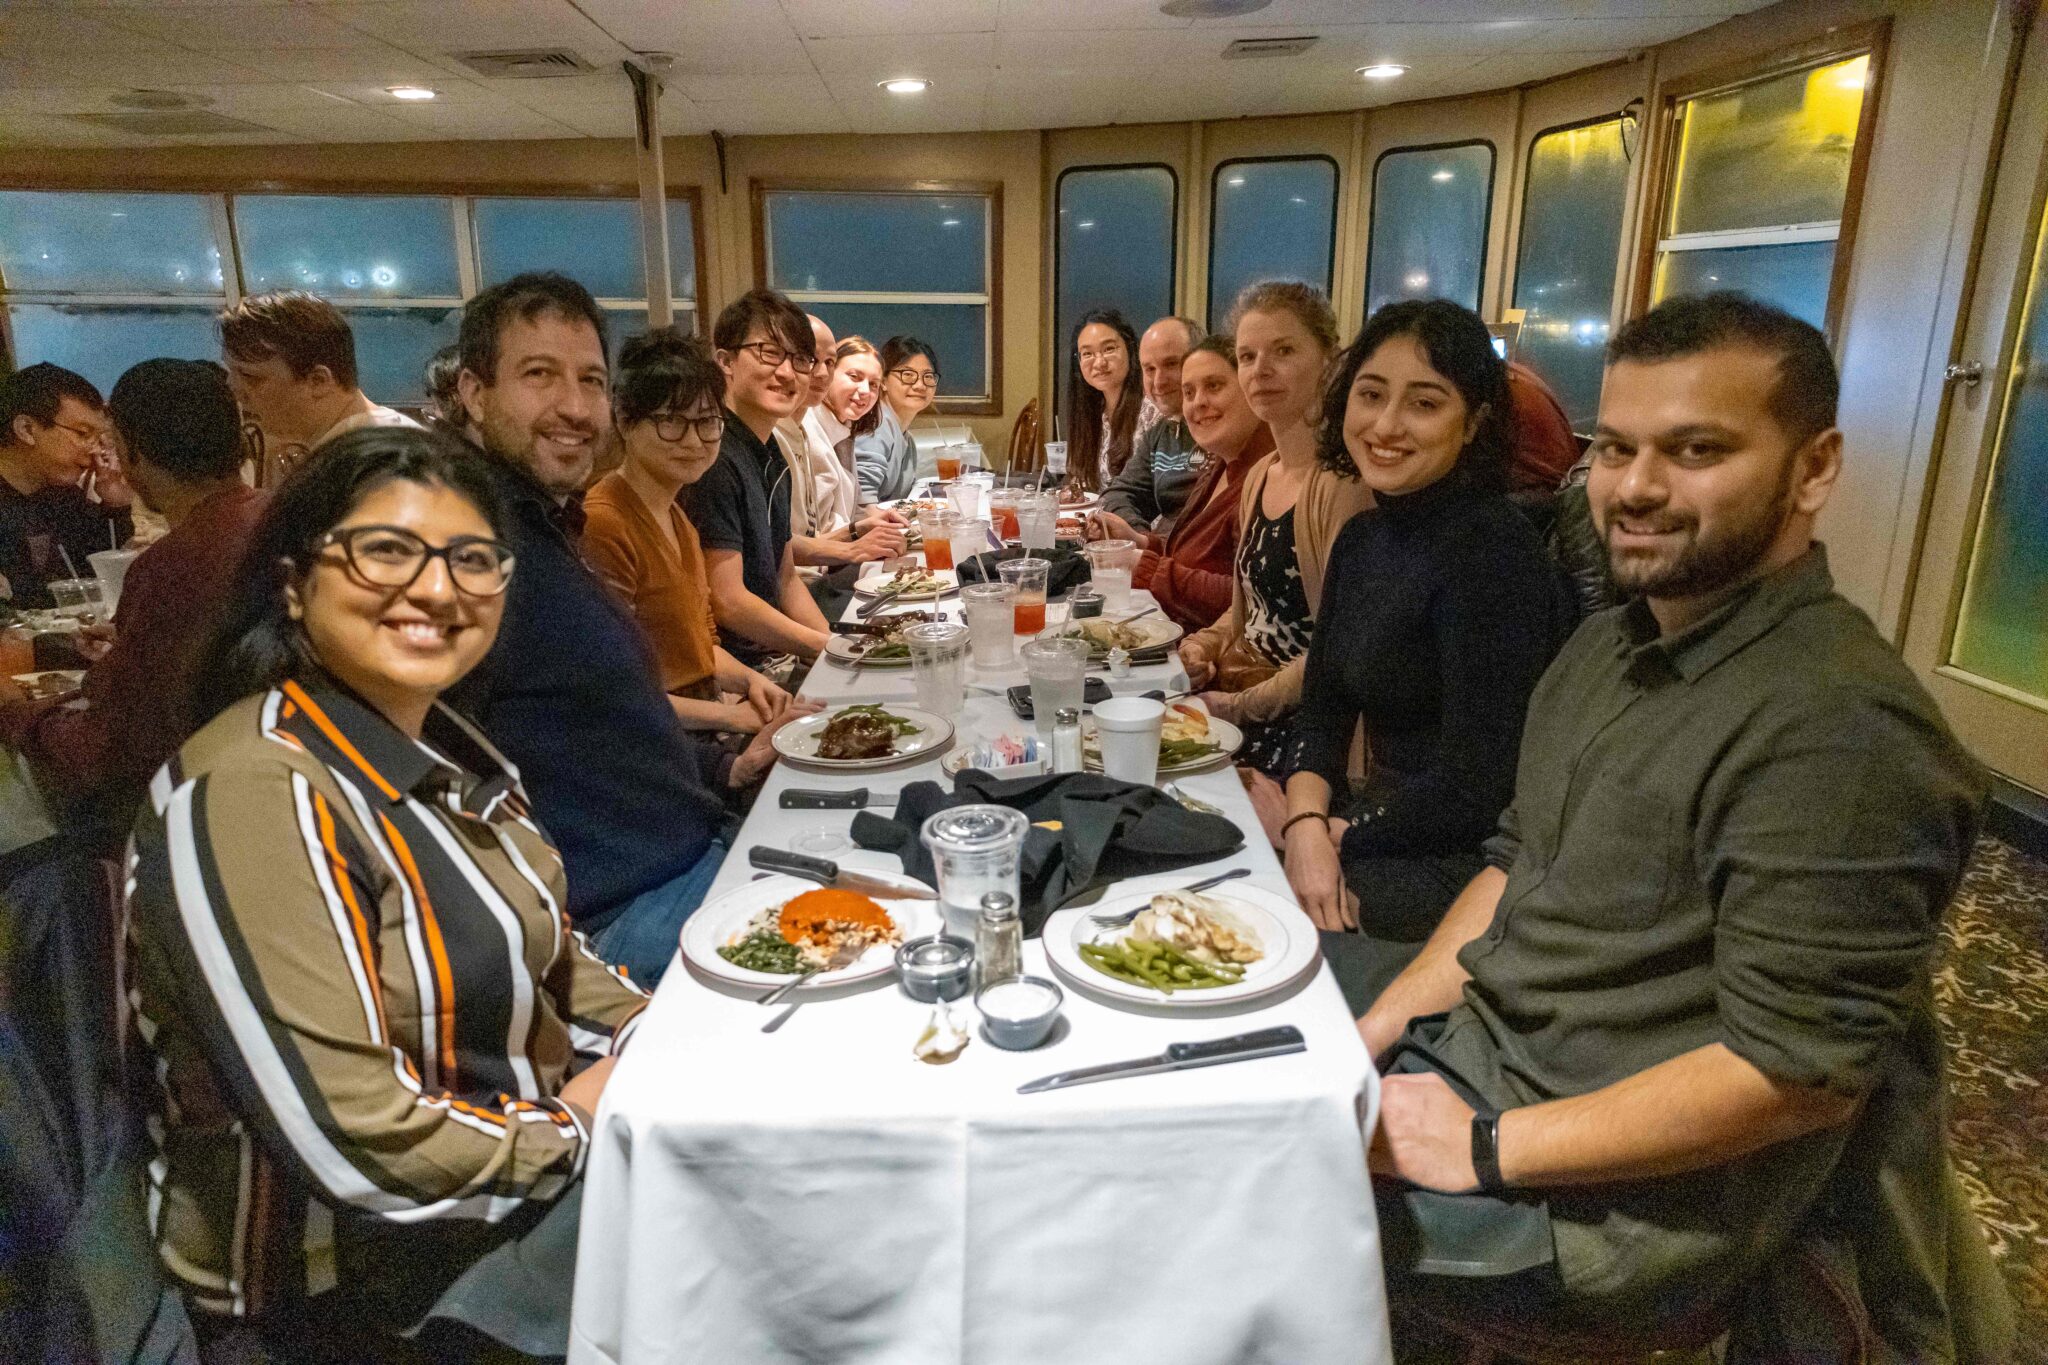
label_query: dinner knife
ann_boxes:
[856,582,909,618]
[747,845,936,900]
[779,787,901,809]
[1016,1025,1306,1095]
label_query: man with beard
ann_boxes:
[450,272,789,985]
[684,289,835,673]
[1349,293,2006,1360]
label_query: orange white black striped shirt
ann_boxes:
[126,677,649,1319]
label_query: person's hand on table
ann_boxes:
[1369,1070,1479,1194]
[559,1055,618,1128]
[1239,767,1288,848]
[728,701,824,789]
[76,621,114,663]
[1180,642,1215,690]
[1285,815,1357,931]
[858,507,910,531]
[848,522,907,561]
[741,671,792,725]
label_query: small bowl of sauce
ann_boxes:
[975,975,1064,1050]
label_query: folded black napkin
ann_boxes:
[850,770,1244,936]
[955,545,1094,599]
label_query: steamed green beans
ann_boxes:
[1079,938,1246,993]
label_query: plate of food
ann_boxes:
[10,669,84,700]
[1041,881,1318,1009]
[1055,487,1099,511]
[772,702,954,769]
[1068,614,1184,660]
[941,731,1048,777]
[822,610,940,669]
[1082,701,1240,775]
[852,566,958,601]
[680,873,938,991]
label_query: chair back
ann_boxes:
[1005,398,1041,475]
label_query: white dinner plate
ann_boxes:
[1067,615,1185,659]
[679,871,940,991]
[771,703,954,769]
[822,633,913,669]
[9,669,84,699]
[1082,712,1243,776]
[852,567,959,601]
[1041,881,1319,1010]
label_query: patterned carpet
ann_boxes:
[1940,836,2048,1361]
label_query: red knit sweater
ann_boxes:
[1132,426,1274,632]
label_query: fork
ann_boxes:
[1088,867,1252,928]
[755,938,868,1006]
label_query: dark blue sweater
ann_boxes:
[448,461,730,925]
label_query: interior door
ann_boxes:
[1902,5,2048,793]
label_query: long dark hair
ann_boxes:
[1316,299,1510,492]
[1065,309,1142,493]
[194,426,509,726]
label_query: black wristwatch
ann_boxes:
[1470,1111,1507,1194]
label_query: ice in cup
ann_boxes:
[902,621,970,720]
[948,514,992,575]
[960,581,1020,669]
[989,489,1021,542]
[1042,441,1069,481]
[1019,635,1088,745]
[997,556,1050,635]
[935,449,963,481]
[921,506,956,571]
[1092,696,1166,787]
[1015,490,1056,550]
[1085,540,1138,615]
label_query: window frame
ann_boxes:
[1052,160,1181,339]
[750,177,1004,416]
[1205,153,1341,332]
[1363,138,1497,318]
[0,182,706,381]
[1630,20,1891,340]
[1511,110,1635,310]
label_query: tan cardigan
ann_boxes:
[1182,452,1375,724]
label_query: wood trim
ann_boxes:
[1659,19,1891,105]
[749,176,1005,416]
[675,185,708,334]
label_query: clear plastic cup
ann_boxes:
[46,578,101,621]
[997,557,1050,635]
[88,548,138,618]
[960,582,1019,669]
[988,489,1021,542]
[1015,490,1057,550]
[1019,635,1088,744]
[1086,540,1137,614]
[948,514,992,575]
[920,506,957,571]
[921,805,1032,940]
[902,620,969,720]
[1042,441,1069,481]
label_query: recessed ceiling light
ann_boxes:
[1357,64,1408,80]
[880,77,929,94]
[1431,169,1455,182]
[388,86,437,100]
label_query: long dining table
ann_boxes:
[567,559,1391,1365]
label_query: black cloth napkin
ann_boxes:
[955,545,1093,599]
[850,770,1244,936]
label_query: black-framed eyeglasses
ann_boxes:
[890,368,940,389]
[651,410,725,443]
[315,525,516,597]
[734,340,818,374]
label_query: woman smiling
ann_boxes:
[1279,300,1575,993]
[584,328,797,738]
[855,334,938,503]
[1065,309,1153,494]
[132,427,647,1359]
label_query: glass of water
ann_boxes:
[1019,635,1088,744]
[1015,490,1057,550]
[961,582,1019,669]
[1086,540,1137,614]
[903,621,970,720]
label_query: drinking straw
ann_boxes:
[58,545,79,580]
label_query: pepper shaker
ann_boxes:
[975,890,1023,990]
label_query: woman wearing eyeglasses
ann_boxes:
[584,329,798,738]
[1066,309,1155,495]
[133,426,648,1361]
[855,335,939,504]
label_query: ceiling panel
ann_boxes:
[0,0,1774,147]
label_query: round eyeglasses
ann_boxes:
[890,368,940,389]
[316,525,516,597]
[651,411,725,444]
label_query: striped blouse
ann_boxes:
[126,678,650,1318]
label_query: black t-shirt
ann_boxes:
[682,416,792,665]
[0,478,132,609]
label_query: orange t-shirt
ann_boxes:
[581,472,720,695]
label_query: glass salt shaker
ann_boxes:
[975,890,1023,990]
[1052,706,1084,773]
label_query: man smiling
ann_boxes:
[450,272,785,984]
[1355,294,2004,1358]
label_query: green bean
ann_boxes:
[1081,938,1245,993]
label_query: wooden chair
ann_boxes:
[1004,398,1040,476]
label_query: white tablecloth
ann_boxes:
[568,588,1390,1365]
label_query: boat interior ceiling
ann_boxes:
[0,0,2037,693]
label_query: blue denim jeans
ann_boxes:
[587,839,727,988]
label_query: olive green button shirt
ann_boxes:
[1413,545,1987,1331]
